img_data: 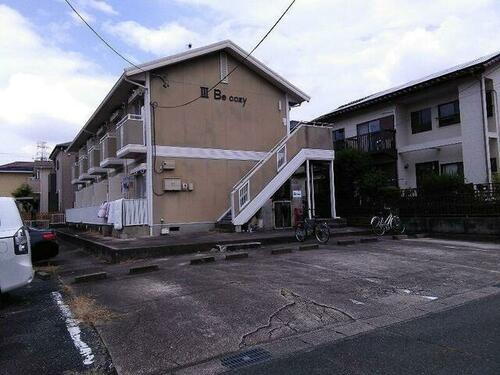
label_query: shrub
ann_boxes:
[419,173,466,195]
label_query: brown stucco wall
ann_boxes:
[150,51,292,225]
[150,52,288,152]
[55,152,75,211]
[0,173,31,197]
[152,157,256,224]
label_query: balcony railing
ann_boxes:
[99,132,123,168]
[116,114,146,158]
[88,145,107,175]
[71,162,81,184]
[78,157,88,176]
[334,130,396,155]
[88,146,100,168]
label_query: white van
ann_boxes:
[0,197,33,293]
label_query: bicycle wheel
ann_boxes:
[295,222,307,242]
[370,216,386,236]
[392,216,406,234]
[315,222,330,244]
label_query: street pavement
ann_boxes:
[233,293,500,374]
[54,236,500,374]
[0,275,113,374]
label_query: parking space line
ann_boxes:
[51,291,95,366]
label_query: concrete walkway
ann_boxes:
[56,226,370,262]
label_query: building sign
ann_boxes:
[292,190,302,198]
[201,86,247,107]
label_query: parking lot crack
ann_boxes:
[239,288,354,348]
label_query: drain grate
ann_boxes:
[221,348,272,369]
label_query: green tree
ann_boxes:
[12,183,38,214]
[334,149,372,214]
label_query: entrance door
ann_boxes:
[312,162,332,218]
[415,161,439,188]
[273,201,292,229]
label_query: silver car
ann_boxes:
[0,197,33,294]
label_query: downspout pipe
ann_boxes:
[479,75,492,183]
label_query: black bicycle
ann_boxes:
[295,217,330,243]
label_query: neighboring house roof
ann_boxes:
[0,161,34,173]
[69,40,310,152]
[317,50,500,121]
[49,142,71,160]
[33,160,54,169]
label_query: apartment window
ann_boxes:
[200,86,209,98]
[438,100,460,127]
[239,181,250,209]
[357,120,380,135]
[486,91,494,118]
[491,158,498,173]
[56,160,60,170]
[277,145,287,171]
[332,129,345,150]
[441,162,464,176]
[410,108,432,134]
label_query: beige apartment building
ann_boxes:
[66,41,336,236]
[317,51,500,189]
[49,142,75,212]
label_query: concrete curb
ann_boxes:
[129,265,159,274]
[360,237,379,243]
[271,248,293,255]
[392,234,409,240]
[298,244,319,251]
[337,239,356,246]
[56,228,372,263]
[190,256,216,265]
[73,271,107,284]
[225,252,249,261]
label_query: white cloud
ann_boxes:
[69,8,95,23]
[76,0,117,16]
[104,20,202,55]
[109,0,500,120]
[0,4,114,163]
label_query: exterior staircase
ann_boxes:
[214,210,234,232]
[230,124,335,228]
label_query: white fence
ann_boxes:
[66,198,147,227]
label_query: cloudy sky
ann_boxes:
[1,0,500,164]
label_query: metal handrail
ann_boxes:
[232,123,305,191]
[232,121,333,192]
[116,113,143,129]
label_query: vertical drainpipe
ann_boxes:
[330,157,337,218]
[480,75,492,183]
[306,159,312,219]
[285,93,290,135]
[144,72,154,236]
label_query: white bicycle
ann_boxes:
[370,211,405,236]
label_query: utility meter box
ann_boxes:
[163,178,181,191]
[161,160,176,170]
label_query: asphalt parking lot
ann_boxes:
[0,277,113,374]
[52,235,500,374]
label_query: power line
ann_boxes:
[64,0,146,73]
[155,0,296,109]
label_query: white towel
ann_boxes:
[107,199,123,230]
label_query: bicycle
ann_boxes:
[370,210,405,236]
[295,217,330,243]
